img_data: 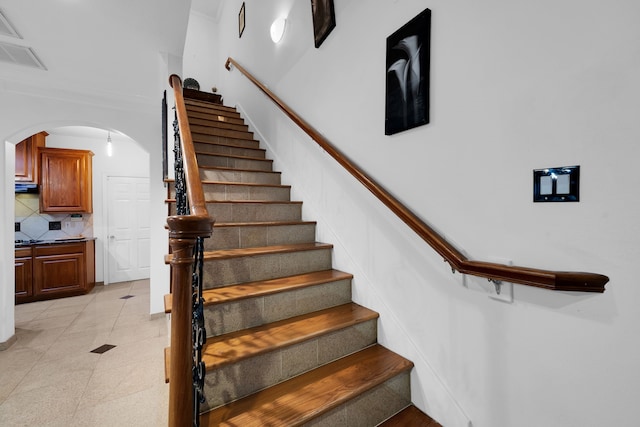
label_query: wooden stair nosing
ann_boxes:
[204,242,332,260]
[185,100,239,114]
[199,344,413,427]
[202,302,378,370]
[193,139,265,154]
[187,110,245,124]
[190,126,254,140]
[189,118,249,132]
[165,199,302,206]
[163,242,332,264]
[195,151,273,163]
[213,220,316,227]
[166,179,291,191]
[164,269,351,313]
[379,405,443,427]
[198,165,281,175]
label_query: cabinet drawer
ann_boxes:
[34,243,84,256]
[15,247,33,258]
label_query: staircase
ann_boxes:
[165,93,441,426]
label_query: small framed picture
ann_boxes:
[311,0,336,48]
[385,8,431,135]
[239,2,245,38]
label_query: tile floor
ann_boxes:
[0,279,169,426]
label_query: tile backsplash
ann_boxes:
[15,194,93,241]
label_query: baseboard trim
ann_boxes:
[0,334,17,351]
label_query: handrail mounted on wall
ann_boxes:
[225,57,609,293]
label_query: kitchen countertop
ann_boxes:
[15,237,96,248]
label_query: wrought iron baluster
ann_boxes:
[173,105,206,426]
[191,236,206,426]
[173,109,189,216]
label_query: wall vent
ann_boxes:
[0,41,46,70]
[0,10,20,38]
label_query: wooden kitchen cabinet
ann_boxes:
[14,247,34,303]
[15,240,96,304]
[40,147,93,213]
[15,131,47,183]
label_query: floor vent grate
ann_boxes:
[90,344,117,354]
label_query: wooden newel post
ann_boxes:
[167,215,213,427]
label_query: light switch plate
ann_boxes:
[533,165,580,202]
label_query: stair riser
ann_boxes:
[201,320,377,411]
[194,142,265,159]
[192,133,259,149]
[168,183,290,202]
[170,202,301,222]
[199,168,281,185]
[203,248,332,288]
[204,279,352,336]
[189,118,249,133]
[207,223,316,250]
[196,154,272,171]
[305,372,412,427]
[191,125,254,141]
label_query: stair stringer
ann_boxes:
[235,102,473,427]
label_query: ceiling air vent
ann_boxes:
[0,41,46,70]
[0,10,20,38]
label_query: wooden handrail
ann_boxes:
[166,75,214,427]
[225,57,609,292]
[169,74,209,217]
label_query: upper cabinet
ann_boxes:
[40,147,94,213]
[15,132,47,183]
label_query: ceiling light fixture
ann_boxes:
[270,17,287,43]
[106,131,113,157]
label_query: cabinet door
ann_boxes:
[34,252,85,298]
[15,257,33,302]
[40,148,93,213]
[15,132,47,183]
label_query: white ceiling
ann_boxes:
[0,0,214,140]
[0,0,193,104]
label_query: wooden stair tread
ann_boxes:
[166,179,290,190]
[163,242,332,264]
[182,88,223,105]
[204,242,332,260]
[195,151,272,162]
[200,344,413,427]
[165,199,301,205]
[185,99,237,112]
[197,165,281,174]
[164,269,352,313]
[213,220,316,227]
[193,139,265,152]
[380,405,443,427]
[203,302,377,370]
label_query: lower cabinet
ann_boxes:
[15,247,34,302]
[15,240,96,304]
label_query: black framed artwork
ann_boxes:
[385,8,431,135]
[239,2,245,38]
[311,0,336,48]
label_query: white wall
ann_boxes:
[212,1,640,426]
[184,10,221,95]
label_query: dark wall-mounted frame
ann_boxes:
[311,0,336,48]
[533,165,580,202]
[239,2,245,38]
[385,8,431,135]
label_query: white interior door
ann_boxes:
[106,176,150,284]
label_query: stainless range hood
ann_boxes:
[15,183,39,193]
